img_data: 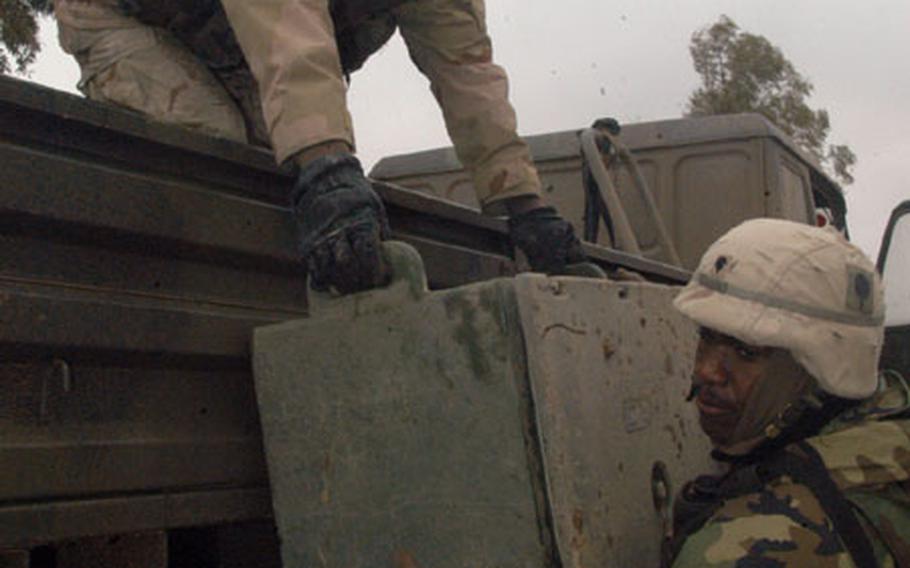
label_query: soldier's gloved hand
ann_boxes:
[292,154,391,294]
[508,206,587,274]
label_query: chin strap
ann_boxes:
[712,387,861,464]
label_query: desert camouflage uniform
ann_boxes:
[55,0,264,144]
[673,380,910,568]
[55,0,541,213]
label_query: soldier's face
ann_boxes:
[691,327,776,446]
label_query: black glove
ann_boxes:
[292,154,391,294]
[508,206,586,274]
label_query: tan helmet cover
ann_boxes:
[674,218,885,399]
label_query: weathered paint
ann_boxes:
[253,242,715,566]
[514,275,717,567]
[254,243,548,567]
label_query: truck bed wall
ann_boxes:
[0,76,518,548]
[0,76,687,549]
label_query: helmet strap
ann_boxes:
[714,387,860,464]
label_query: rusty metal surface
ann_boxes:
[513,276,717,568]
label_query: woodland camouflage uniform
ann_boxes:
[54,0,542,213]
[673,378,910,567]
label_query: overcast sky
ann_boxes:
[26,0,908,258]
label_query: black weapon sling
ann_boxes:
[783,441,878,568]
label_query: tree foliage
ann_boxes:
[687,15,855,185]
[0,0,52,75]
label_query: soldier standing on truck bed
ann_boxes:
[53,0,585,294]
[664,218,910,568]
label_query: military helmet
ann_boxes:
[674,218,885,399]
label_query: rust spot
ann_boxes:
[572,509,584,534]
[489,170,509,195]
[602,339,615,361]
[391,550,422,568]
[640,317,647,328]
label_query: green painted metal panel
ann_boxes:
[253,243,716,566]
[253,243,550,567]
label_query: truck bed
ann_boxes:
[0,76,685,549]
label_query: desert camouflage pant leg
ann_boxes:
[220,0,541,212]
[55,0,248,144]
[396,0,541,213]
[220,0,354,165]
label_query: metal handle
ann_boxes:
[581,126,683,267]
[580,128,642,256]
[600,129,682,267]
